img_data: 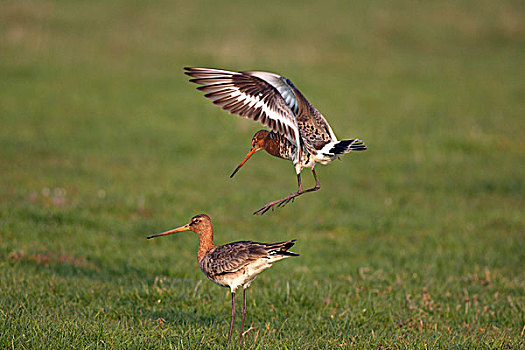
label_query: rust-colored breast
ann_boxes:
[267,132,295,161]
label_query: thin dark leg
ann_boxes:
[239,288,247,345]
[297,172,303,191]
[253,169,321,215]
[278,169,320,206]
[228,291,236,344]
[312,168,320,189]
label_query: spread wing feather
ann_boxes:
[282,79,338,150]
[184,68,302,152]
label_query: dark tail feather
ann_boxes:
[329,139,367,155]
[268,240,299,257]
[280,250,300,257]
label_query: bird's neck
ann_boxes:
[196,230,214,263]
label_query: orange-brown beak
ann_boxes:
[230,147,258,178]
[147,223,191,239]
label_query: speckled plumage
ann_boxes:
[147,214,298,344]
[199,240,297,292]
[184,67,367,214]
[267,131,295,161]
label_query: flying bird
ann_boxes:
[184,67,367,214]
[147,214,298,345]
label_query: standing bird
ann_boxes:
[184,67,367,214]
[147,214,299,345]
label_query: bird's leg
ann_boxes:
[253,173,303,215]
[297,172,303,191]
[277,172,303,207]
[238,288,247,345]
[228,291,236,344]
[277,168,320,207]
[253,169,321,215]
[311,168,321,190]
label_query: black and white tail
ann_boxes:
[320,139,367,156]
[267,240,300,257]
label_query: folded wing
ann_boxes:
[202,240,298,277]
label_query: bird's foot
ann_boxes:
[253,202,276,215]
[277,196,295,208]
[253,184,321,215]
[253,193,299,215]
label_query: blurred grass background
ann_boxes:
[1,0,524,348]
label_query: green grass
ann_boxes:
[1,0,524,348]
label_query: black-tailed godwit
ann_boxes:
[184,67,367,214]
[147,214,298,345]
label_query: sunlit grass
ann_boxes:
[1,0,524,348]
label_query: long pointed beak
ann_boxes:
[230,147,257,178]
[147,223,191,239]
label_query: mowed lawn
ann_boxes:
[1,0,523,348]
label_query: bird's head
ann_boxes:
[147,214,212,239]
[230,130,269,178]
[251,130,270,149]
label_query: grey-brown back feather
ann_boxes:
[200,240,298,277]
[290,86,337,151]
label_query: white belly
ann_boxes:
[208,256,288,293]
[296,150,334,171]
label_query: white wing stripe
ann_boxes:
[185,68,303,153]
[204,87,298,144]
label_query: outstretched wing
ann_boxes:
[184,67,302,150]
[282,79,338,150]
